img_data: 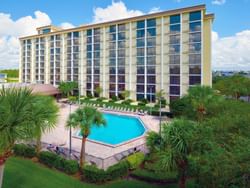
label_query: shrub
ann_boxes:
[111,95,118,102]
[83,165,108,183]
[106,160,129,180]
[121,99,133,105]
[138,102,146,106]
[83,161,129,183]
[38,151,59,167]
[39,151,79,174]
[13,144,36,158]
[140,98,148,104]
[126,152,145,169]
[130,168,177,183]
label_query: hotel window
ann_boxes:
[136,18,156,102]
[169,14,181,101]
[109,24,126,98]
[66,32,80,82]
[86,28,101,97]
[189,11,202,86]
[35,37,45,84]
[50,35,61,85]
[22,39,32,83]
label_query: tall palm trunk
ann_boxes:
[0,164,4,188]
[36,133,42,154]
[80,136,87,169]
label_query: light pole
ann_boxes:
[78,83,80,106]
[69,102,72,157]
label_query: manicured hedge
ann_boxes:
[83,161,129,183]
[126,152,145,169]
[13,144,36,158]
[130,168,177,183]
[38,151,79,175]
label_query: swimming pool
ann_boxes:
[76,113,146,145]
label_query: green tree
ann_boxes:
[121,90,130,100]
[213,74,248,100]
[94,86,103,97]
[66,107,106,168]
[58,81,78,97]
[159,119,197,188]
[0,87,55,188]
[31,95,59,153]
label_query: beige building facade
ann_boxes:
[19,4,214,102]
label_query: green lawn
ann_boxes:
[3,157,174,188]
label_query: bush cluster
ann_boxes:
[38,151,79,175]
[13,144,36,158]
[126,152,145,169]
[83,160,129,183]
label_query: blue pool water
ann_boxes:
[77,113,146,145]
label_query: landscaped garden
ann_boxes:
[1,75,250,188]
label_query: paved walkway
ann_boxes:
[41,103,168,159]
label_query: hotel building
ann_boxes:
[19,4,214,102]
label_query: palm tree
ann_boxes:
[187,86,219,122]
[94,86,103,97]
[159,119,196,188]
[31,95,59,153]
[58,81,78,97]
[0,87,42,188]
[121,90,130,100]
[66,106,106,168]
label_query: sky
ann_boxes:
[0,0,249,70]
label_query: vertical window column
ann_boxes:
[23,39,31,83]
[50,35,61,85]
[35,37,45,84]
[169,14,181,102]
[189,11,202,86]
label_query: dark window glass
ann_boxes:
[146,94,155,102]
[87,37,92,44]
[170,65,180,74]
[109,84,116,90]
[137,57,144,65]
[73,32,79,37]
[118,24,126,32]
[87,29,92,36]
[94,75,99,82]
[189,43,201,53]
[110,25,116,33]
[109,50,116,58]
[118,84,125,91]
[189,54,201,64]
[118,41,125,48]
[94,35,100,43]
[118,32,125,40]
[109,59,116,66]
[147,47,156,56]
[110,33,116,41]
[137,30,145,38]
[110,75,116,83]
[118,67,125,74]
[190,11,201,21]
[94,28,100,35]
[147,56,156,65]
[137,48,145,56]
[189,65,201,74]
[137,76,144,84]
[137,20,145,29]
[170,86,180,95]
[109,42,116,49]
[147,66,155,74]
[118,58,125,66]
[147,85,155,93]
[147,37,156,47]
[170,76,180,85]
[147,18,156,27]
[189,33,201,43]
[147,28,156,37]
[170,14,181,24]
[137,94,145,100]
[118,75,125,83]
[87,52,92,59]
[170,44,180,54]
[170,34,180,44]
[137,39,144,47]
[137,85,144,92]
[147,76,155,84]
[190,22,201,32]
[170,24,181,34]
[189,76,201,85]
[137,67,144,74]
[94,67,100,74]
[109,67,116,74]
[170,55,180,64]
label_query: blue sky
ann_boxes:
[0,0,250,70]
[0,0,249,37]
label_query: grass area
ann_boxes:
[3,157,173,188]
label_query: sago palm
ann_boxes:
[159,119,196,188]
[31,95,59,153]
[66,106,106,168]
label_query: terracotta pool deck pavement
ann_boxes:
[41,103,168,159]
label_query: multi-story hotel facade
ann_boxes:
[19,4,214,102]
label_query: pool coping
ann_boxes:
[72,111,148,148]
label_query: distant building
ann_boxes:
[0,73,7,83]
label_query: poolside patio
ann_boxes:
[41,102,168,169]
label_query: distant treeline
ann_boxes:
[0,69,19,78]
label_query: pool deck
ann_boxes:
[41,102,168,166]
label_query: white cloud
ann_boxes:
[60,22,75,29]
[0,11,75,70]
[212,0,226,5]
[212,30,250,71]
[149,7,161,14]
[92,1,143,23]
